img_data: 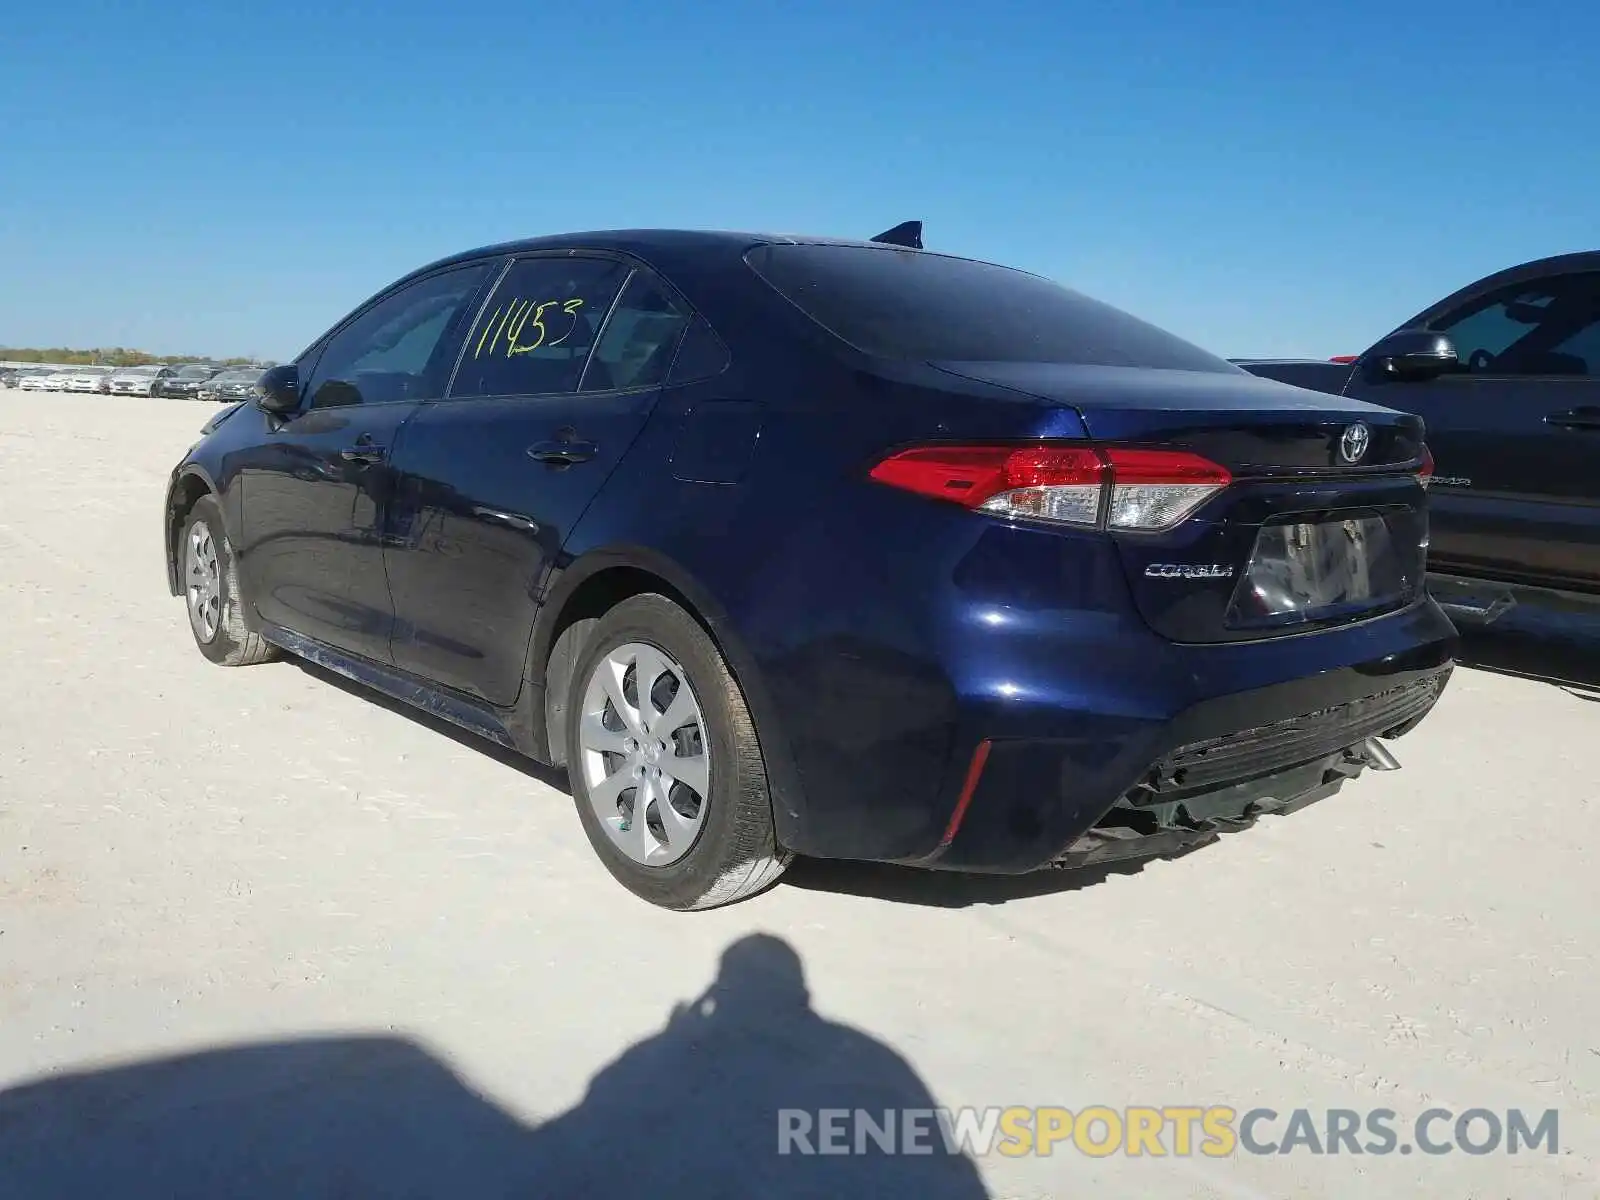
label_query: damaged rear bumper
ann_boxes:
[917,648,1453,875]
[1053,733,1407,870]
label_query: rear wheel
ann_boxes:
[180,495,277,667]
[566,593,790,910]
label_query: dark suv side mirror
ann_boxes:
[1361,329,1459,382]
[255,364,301,414]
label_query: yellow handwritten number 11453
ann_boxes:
[474,298,585,358]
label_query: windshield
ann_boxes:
[745,243,1240,373]
[177,366,214,377]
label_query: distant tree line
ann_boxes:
[1,347,262,366]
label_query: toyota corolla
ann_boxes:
[162,223,1456,911]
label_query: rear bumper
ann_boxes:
[766,564,1458,873]
[910,607,1455,873]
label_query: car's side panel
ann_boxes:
[235,402,424,662]
[552,336,1090,860]
[545,395,818,850]
[382,255,687,705]
[383,387,664,704]
[1348,372,1600,587]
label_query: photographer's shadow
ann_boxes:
[0,934,989,1199]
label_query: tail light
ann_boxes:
[868,444,1231,532]
[1330,355,1359,364]
[1418,445,1434,487]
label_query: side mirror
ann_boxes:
[1361,329,1459,382]
[255,364,301,415]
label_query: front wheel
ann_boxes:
[179,495,278,667]
[566,594,790,911]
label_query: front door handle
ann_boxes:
[1545,408,1600,431]
[528,439,598,465]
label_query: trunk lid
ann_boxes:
[932,362,1431,643]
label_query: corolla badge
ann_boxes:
[1339,422,1371,464]
[1144,563,1236,579]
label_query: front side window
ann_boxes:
[745,243,1241,373]
[579,270,691,392]
[450,256,630,399]
[1431,273,1600,376]
[305,263,491,408]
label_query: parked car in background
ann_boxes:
[64,367,114,392]
[1234,250,1600,627]
[162,222,1454,911]
[156,364,221,398]
[17,371,55,391]
[196,368,261,402]
[41,372,73,391]
[109,366,174,396]
[0,368,19,388]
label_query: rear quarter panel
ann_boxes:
[556,339,1103,861]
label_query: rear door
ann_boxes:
[1372,270,1600,588]
[237,261,494,661]
[384,255,692,704]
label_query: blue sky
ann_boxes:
[1,0,1593,360]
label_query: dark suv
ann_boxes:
[1236,252,1600,627]
[162,226,1456,910]
[157,364,221,398]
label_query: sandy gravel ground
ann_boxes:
[1,390,1597,1199]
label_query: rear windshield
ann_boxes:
[745,243,1239,373]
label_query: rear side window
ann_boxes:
[668,315,732,384]
[746,243,1239,373]
[579,270,691,392]
[451,256,629,398]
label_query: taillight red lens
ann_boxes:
[1330,355,1359,364]
[869,443,1231,531]
[1419,445,1434,486]
[1101,448,1231,485]
[867,445,1104,507]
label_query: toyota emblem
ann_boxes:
[1339,422,1371,464]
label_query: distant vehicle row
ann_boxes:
[2,363,262,399]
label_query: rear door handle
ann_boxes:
[340,442,387,463]
[1545,408,1600,431]
[528,439,597,465]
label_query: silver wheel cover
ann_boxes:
[185,521,222,644]
[578,641,711,866]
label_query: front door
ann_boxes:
[238,261,494,661]
[384,257,692,704]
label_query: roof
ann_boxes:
[1399,249,1600,330]
[405,227,935,285]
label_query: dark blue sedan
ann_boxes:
[162,223,1457,910]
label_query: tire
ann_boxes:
[179,495,278,667]
[565,593,790,911]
